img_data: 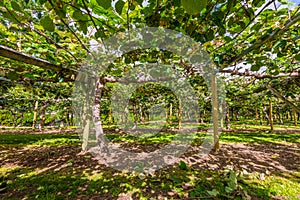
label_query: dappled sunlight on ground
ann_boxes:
[0,128,299,199]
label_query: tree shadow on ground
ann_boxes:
[1,131,299,199]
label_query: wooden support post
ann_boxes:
[32,100,39,129]
[212,74,219,152]
[178,99,182,130]
[293,108,297,125]
[269,100,274,132]
[169,103,173,123]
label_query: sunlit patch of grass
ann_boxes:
[1,159,299,199]
[0,133,80,146]
[220,132,300,144]
[230,120,300,130]
[0,166,19,175]
[243,172,300,199]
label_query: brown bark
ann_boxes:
[263,105,270,125]
[293,108,297,125]
[0,45,72,73]
[267,86,300,113]
[132,102,138,129]
[93,78,107,153]
[178,99,182,130]
[169,103,173,123]
[269,100,274,132]
[225,102,230,130]
[212,74,219,152]
[255,107,259,120]
[32,100,39,129]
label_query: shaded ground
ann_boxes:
[0,129,299,199]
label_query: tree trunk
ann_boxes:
[108,106,113,124]
[231,107,234,121]
[139,104,143,122]
[40,107,45,130]
[169,103,173,123]
[259,108,263,125]
[235,111,239,121]
[269,100,274,132]
[40,101,49,130]
[32,100,39,129]
[93,78,107,153]
[132,102,138,129]
[178,99,182,129]
[200,109,205,124]
[165,107,168,123]
[225,102,230,130]
[212,74,219,152]
[263,105,270,125]
[293,108,297,125]
[255,107,259,120]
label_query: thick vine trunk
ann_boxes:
[278,110,283,124]
[32,100,39,129]
[255,108,259,120]
[82,99,89,151]
[132,102,138,129]
[225,102,230,130]
[139,104,143,122]
[41,108,45,130]
[269,100,274,132]
[40,102,49,130]
[263,105,270,125]
[293,108,297,125]
[108,106,113,124]
[169,103,173,123]
[93,78,107,153]
[178,99,182,130]
[212,74,219,152]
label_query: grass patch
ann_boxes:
[220,132,300,144]
[0,133,80,146]
[243,172,300,199]
[2,164,299,199]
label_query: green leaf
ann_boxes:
[79,21,87,34]
[56,6,67,18]
[178,160,188,170]
[115,0,125,15]
[38,0,47,4]
[251,65,260,71]
[40,15,55,32]
[96,0,111,9]
[295,54,300,61]
[205,29,214,41]
[95,29,106,39]
[72,10,88,21]
[2,12,18,23]
[207,189,219,196]
[253,0,264,7]
[7,71,19,81]
[11,1,22,12]
[181,0,207,15]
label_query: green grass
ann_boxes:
[1,164,299,199]
[0,129,299,148]
[243,172,300,199]
[220,132,300,144]
[0,133,80,146]
[1,127,299,199]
